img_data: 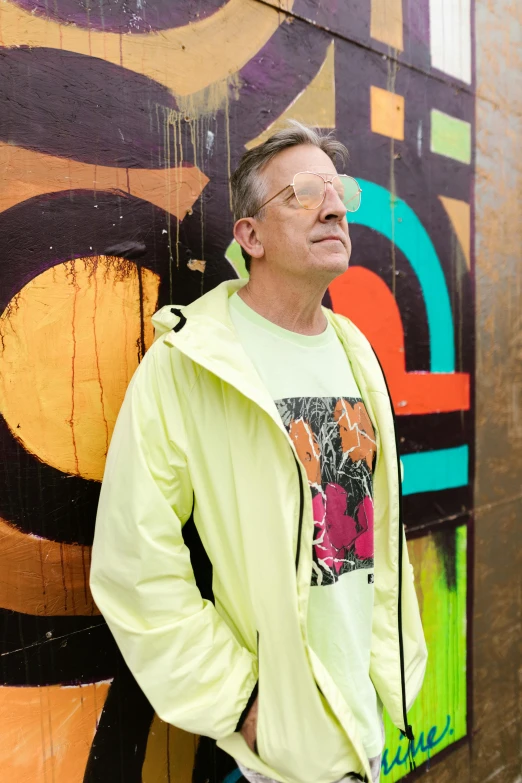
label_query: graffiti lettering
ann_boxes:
[381,715,453,776]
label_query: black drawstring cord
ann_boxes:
[400,724,416,772]
[170,307,187,333]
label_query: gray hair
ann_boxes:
[230,121,349,271]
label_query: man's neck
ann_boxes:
[237,273,329,336]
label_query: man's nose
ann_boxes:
[320,182,346,220]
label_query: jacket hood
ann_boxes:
[151,278,384,429]
[151,278,247,342]
[151,305,182,342]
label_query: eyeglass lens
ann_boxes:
[293,172,361,213]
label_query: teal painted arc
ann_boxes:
[401,446,469,496]
[348,180,455,373]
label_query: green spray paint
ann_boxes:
[382,525,467,780]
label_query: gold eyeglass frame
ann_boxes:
[252,171,362,215]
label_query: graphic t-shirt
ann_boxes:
[229,292,383,758]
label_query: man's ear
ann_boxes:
[233,218,264,260]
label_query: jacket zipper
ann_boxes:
[293,454,305,572]
[369,348,414,753]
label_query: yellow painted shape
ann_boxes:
[0,516,99,616]
[0,142,208,219]
[0,0,294,98]
[0,257,160,481]
[245,41,335,150]
[370,85,405,140]
[370,0,404,51]
[0,682,109,783]
[187,259,206,273]
[142,714,199,783]
[439,195,471,268]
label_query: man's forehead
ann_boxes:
[264,145,337,183]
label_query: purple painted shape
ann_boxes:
[1,21,330,167]
[294,0,371,45]
[405,0,430,45]
[236,18,332,149]
[10,0,227,34]
[0,47,183,167]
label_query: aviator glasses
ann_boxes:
[253,171,362,215]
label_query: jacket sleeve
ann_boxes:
[89,341,258,739]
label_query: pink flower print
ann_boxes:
[324,483,358,551]
[318,483,356,573]
[312,492,325,526]
[312,491,336,571]
[354,496,374,559]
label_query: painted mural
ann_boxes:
[0,1,473,781]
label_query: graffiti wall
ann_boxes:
[0,0,516,781]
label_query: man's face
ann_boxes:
[252,144,351,283]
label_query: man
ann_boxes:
[90,121,427,783]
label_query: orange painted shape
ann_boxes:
[0,682,110,783]
[329,266,470,415]
[370,0,404,50]
[187,259,207,273]
[370,86,405,141]
[0,257,160,481]
[142,714,199,783]
[439,196,471,269]
[0,142,208,218]
[0,516,98,616]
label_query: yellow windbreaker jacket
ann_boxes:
[90,278,427,783]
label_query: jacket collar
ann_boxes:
[157,279,388,441]
[160,280,287,433]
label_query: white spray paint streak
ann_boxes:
[417,120,423,157]
[429,0,472,84]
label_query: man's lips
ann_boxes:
[313,235,346,245]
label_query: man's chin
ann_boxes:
[313,249,350,276]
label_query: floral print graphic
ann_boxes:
[276,396,377,586]
[334,398,377,470]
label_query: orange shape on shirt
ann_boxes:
[289,417,322,485]
[334,398,377,469]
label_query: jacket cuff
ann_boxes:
[235,682,259,731]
